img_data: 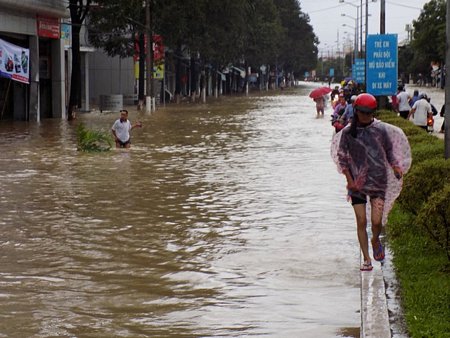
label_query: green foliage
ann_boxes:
[274,0,318,73]
[407,132,440,146]
[399,125,428,138]
[398,158,450,215]
[382,104,449,336]
[76,123,112,152]
[387,206,450,337]
[398,44,416,78]
[88,0,143,58]
[88,0,317,76]
[376,110,430,138]
[412,0,446,63]
[411,141,445,164]
[243,0,284,67]
[416,185,450,260]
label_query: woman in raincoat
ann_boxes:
[331,93,411,271]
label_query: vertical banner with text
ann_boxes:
[366,34,398,96]
[352,58,365,84]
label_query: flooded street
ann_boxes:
[0,84,361,337]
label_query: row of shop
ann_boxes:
[0,1,68,121]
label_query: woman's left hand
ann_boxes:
[393,166,403,179]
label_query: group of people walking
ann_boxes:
[394,85,445,133]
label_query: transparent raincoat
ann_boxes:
[331,119,411,224]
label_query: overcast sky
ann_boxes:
[300,0,429,53]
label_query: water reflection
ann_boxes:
[0,86,359,337]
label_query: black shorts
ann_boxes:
[399,110,409,119]
[117,139,131,147]
[351,191,385,205]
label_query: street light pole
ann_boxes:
[339,0,361,57]
[378,0,387,108]
[380,0,385,34]
[365,0,368,56]
[445,0,450,158]
[360,0,363,57]
[145,0,153,113]
[342,14,358,63]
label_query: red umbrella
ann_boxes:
[309,86,332,99]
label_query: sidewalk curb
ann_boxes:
[360,259,391,338]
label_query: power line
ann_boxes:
[386,1,423,11]
[307,3,348,14]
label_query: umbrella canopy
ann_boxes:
[309,86,332,99]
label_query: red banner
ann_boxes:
[37,16,60,39]
[134,34,164,62]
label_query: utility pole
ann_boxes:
[445,0,450,158]
[360,0,363,58]
[145,0,153,113]
[378,0,388,108]
[365,0,368,52]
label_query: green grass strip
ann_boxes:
[378,110,450,337]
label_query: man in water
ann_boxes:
[111,110,142,148]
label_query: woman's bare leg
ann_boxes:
[370,198,385,249]
[353,204,371,263]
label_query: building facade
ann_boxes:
[0,0,68,121]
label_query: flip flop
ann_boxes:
[360,261,373,271]
[372,239,385,262]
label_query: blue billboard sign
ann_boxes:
[329,68,334,77]
[352,59,365,84]
[366,34,398,96]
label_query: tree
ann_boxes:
[80,0,319,106]
[411,0,446,79]
[240,0,284,68]
[398,44,415,80]
[88,1,143,58]
[68,0,91,121]
[273,0,318,77]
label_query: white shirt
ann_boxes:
[411,99,432,127]
[397,91,411,111]
[112,119,132,142]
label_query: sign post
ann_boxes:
[366,34,398,96]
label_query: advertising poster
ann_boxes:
[0,38,30,84]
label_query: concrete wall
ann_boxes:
[89,52,135,105]
[0,9,36,35]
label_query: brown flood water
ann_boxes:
[0,85,361,337]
